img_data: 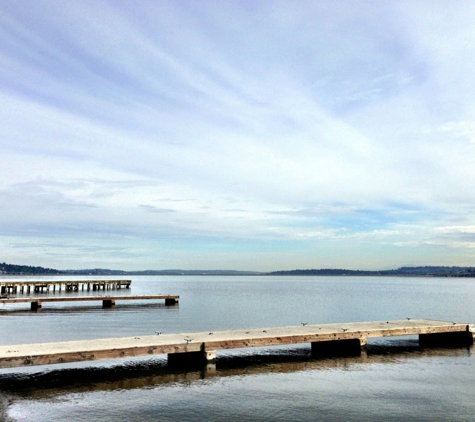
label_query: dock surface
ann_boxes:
[0,280,131,294]
[0,294,179,310]
[0,319,472,369]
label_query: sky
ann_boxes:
[1,0,475,271]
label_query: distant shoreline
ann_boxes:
[1,263,475,278]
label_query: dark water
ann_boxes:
[1,275,475,421]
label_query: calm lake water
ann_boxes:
[1,275,475,421]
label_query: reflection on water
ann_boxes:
[1,340,471,399]
[0,302,171,315]
[5,341,475,422]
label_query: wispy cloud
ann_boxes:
[1,1,475,270]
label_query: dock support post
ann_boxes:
[311,338,365,356]
[419,330,473,347]
[102,299,116,308]
[165,297,179,306]
[168,350,216,367]
[31,301,42,311]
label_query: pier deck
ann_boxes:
[0,280,131,294]
[0,319,472,369]
[0,295,179,310]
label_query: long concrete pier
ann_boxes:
[0,295,179,310]
[0,319,472,369]
[0,280,131,294]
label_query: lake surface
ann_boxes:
[1,275,475,421]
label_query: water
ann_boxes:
[1,275,475,421]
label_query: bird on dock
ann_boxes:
[301,322,308,326]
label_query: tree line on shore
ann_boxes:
[1,262,474,277]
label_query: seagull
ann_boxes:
[406,317,411,320]
[452,322,457,325]
[342,328,348,332]
[301,322,308,326]
[263,330,267,333]
[185,338,193,344]
[209,332,213,335]
[155,331,163,335]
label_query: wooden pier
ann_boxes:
[0,295,179,310]
[0,319,472,369]
[0,280,131,295]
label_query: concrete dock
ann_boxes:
[0,319,472,369]
[0,295,179,310]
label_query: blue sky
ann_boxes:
[1,0,475,271]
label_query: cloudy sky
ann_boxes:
[1,1,475,271]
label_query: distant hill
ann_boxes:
[0,263,259,276]
[64,269,260,276]
[1,261,474,277]
[0,262,62,275]
[268,266,475,277]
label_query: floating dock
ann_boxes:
[0,280,131,294]
[0,319,472,369]
[0,295,179,310]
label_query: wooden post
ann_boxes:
[165,298,179,306]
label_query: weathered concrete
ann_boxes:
[0,319,472,369]
[0,295,179,311]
